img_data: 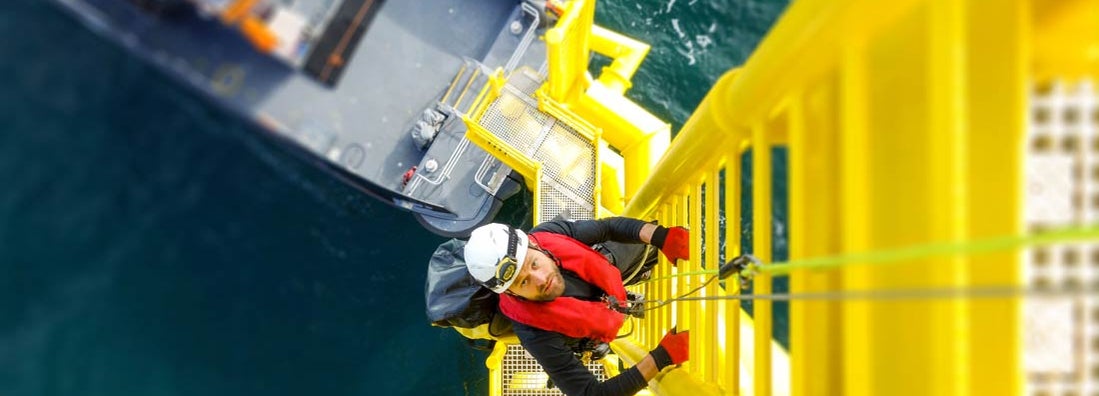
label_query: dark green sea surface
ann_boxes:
[0,0,787,395]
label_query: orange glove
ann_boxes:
[652,226,690,265]
[650,327,690,369]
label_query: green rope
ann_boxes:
[635,225,1099,284]
[760,225,1099,276]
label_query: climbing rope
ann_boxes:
[626,224,1099,308]
[638,224,1099,283]
[759,224,1099,276]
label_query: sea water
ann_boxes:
[0,0,787,394]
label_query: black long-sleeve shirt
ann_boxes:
[511,217,652,396]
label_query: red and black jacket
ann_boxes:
[505,217,654,396]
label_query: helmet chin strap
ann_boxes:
[503,290,524,299]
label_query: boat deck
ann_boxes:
[56,0,539,230]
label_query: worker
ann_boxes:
[464,217,690,396]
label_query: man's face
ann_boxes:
[506,248,566,301]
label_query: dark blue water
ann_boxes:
[0,1,786,395]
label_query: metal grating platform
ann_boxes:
[1025,78,1099,396]
[501,344,608,395]
[477,70,597,222]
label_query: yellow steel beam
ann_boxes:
[788,80,844,396]
[722,153,743,395]
[751,123,773,396]
[590,25,650,95]
[549,0,1040,394]
[600,159,625,214]
[839,43,870,396]
[623,0,926,217]
[928,0,969,394]
[676,192,689,332]
[487,342,507,396]
[689,179,703,377]
[703,167,720,384]
[544,0,594,103]
[788,96,808,396]
[623,71,745,219]
[963,0,1026,393]
[573,83,670,201]
[1032,0,1099,80]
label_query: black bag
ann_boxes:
[424,239,500,329]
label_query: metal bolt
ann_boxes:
[510,20,523,35]
[424,158,439,173]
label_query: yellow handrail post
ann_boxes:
[487,342,507,396]
[787,96,807,396]
[689,179,703,376]
[839,43,871,396]
[964,0,1026,393]
[928,0,969,394]
[751,123,774,396]
[590,25,650,95]
[544,0,593,104]
[676,191,689,332]
[703,167,720,384]
[723,153,743,395]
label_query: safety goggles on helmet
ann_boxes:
[482,226,521,290]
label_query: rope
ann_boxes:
[759,225,1099,276]
[635,224,1099,284]
[643,284,1098,305]
[622,224,1099,309]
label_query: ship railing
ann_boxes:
[405,60,493,195]
[502,2,542,74]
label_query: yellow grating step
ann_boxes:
[477,69,597,222]
[501,344,608,396]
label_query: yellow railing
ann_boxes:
[543,0,670,206]
[461,0,1099,394]
[463,0,673,222]
[614,0,1099,395]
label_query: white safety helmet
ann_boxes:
[464,223,529,293]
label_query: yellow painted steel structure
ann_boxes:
[543,0,670,206]
[462,0,671,220]
[614,0,1096,395]
[466,0,1099,394]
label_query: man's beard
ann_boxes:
[531,268,565,302]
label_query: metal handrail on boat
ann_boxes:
[473,155,506,195]
[405,137,470,192]
[503,3,540,73]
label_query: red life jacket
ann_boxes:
[498,232,627,343]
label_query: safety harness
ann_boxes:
[498,232,627,343]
